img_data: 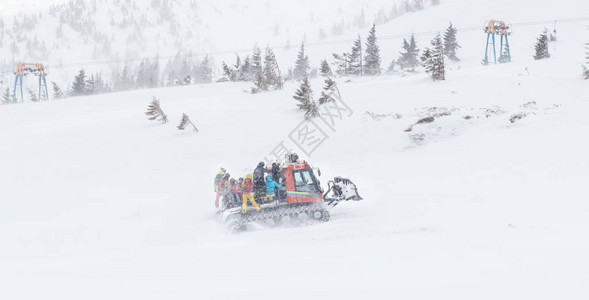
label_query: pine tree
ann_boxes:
[431,0,440,5]
[71,69,87,96]
[232,54,242,81]
[364,24,381,76]
[533,29,550,60]
[499,44,511,63]
[27,88,38,102]
[420,48,433,75]
[387,60,396,73]
[293,42,310,80]
[240,56,252,81]
[421,34,445,81]
[86,74,95,95]
[222,61,234,81]
[319,59,333,77]
[177,113,198,131]
[263,47,283,90]
[583,42,589,80]
[145,97,168,124]
[149,58,160,88]
[251,47,263,82]
[318,78,340,104]
[347,36,363,76]
[1,87,11,104]
[51,82,64,99]
[398,34,419,69]
[443,22,461,62]
[293,76,318,119]
[332,53,348,76]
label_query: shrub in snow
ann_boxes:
[177,113,198,132]
[533,29,550,60]
[145,97,168,124]
[509,112,534,123]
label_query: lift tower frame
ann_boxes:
[13,63,49,103]
[483,20,511,65]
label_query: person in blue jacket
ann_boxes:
[265,175,282,201]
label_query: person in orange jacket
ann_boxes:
[241,174,260,213]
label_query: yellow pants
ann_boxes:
[242,193,260,213]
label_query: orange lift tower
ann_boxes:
[13,62,49,103]
[483,20,511,65]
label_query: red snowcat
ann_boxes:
[218,154,362,232]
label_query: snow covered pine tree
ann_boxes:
[293,42,310,80]
[533,29,551,60]
[293,75,319,119]
[364,24,381,76]
[421,34,445,81]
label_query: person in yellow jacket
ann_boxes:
[241,174,261,213]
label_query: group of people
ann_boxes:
[214,162,285,214]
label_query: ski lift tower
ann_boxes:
[13,62,49,103]
[483,20,511,65]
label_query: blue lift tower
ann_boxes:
[13,62,49,103]
[483,20,511,65]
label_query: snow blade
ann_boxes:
[323,177,363,207]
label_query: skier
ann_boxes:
[241,174,261,213]
[253,162,270,198]
[214,168,226,208]
[265,175,282,202]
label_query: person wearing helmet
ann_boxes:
[214,168,226,208]
[253,162,270,198]
[214,168,226,192]
[241,174,260,213]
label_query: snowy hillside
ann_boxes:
[1,0,589,299]
[0,0,404,88]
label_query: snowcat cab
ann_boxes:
[218,153,362,232]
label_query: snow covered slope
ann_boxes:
[1,0,589,299]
